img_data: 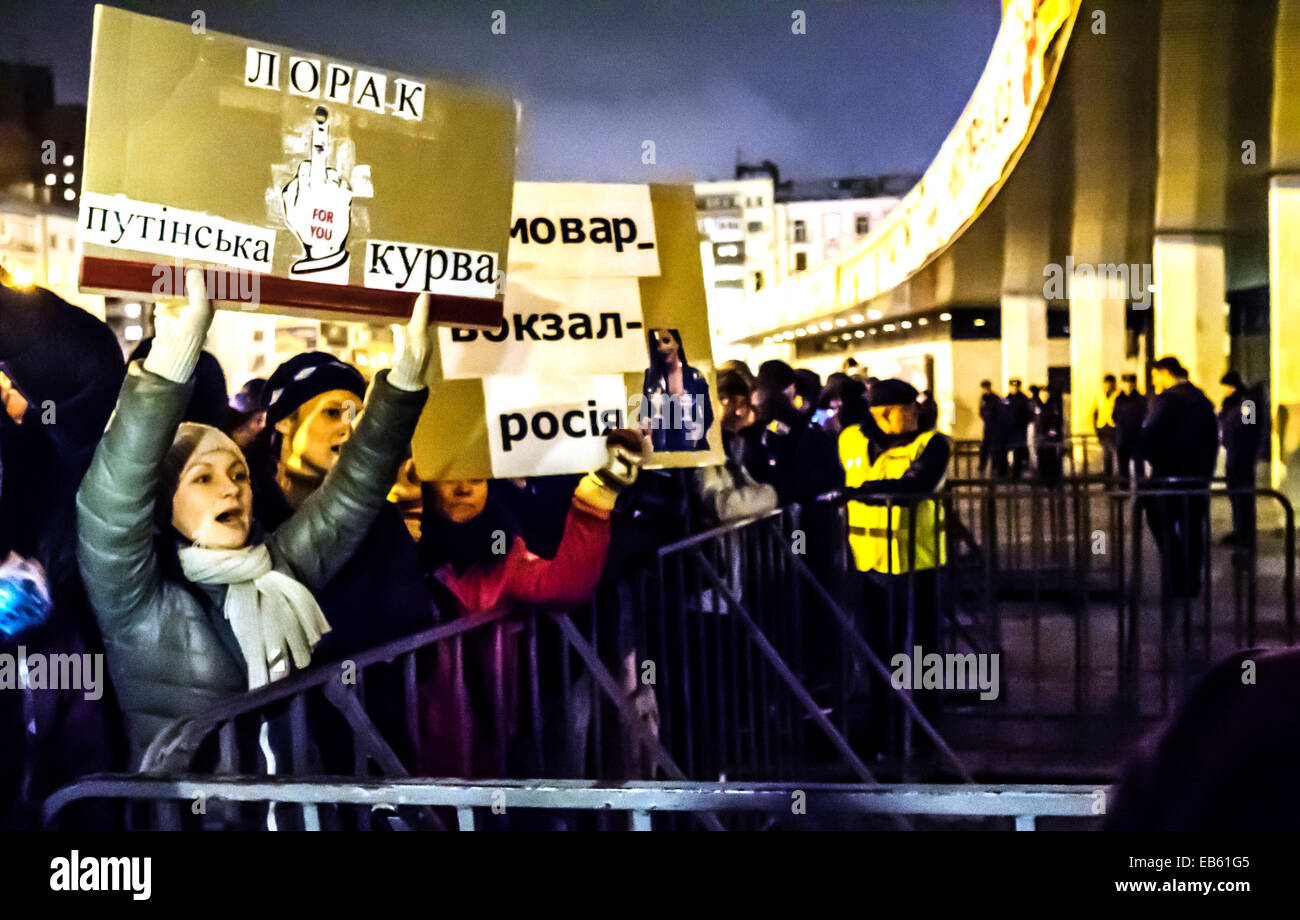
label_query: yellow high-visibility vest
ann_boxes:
[839,426,947,574]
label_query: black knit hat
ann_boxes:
[868,378,919,407]
[129,338,229,429]
[265,352,366,427]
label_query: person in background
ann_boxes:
[718,359,756,393]
[257,350,435,662]
[1218,371,1264,549]
[695,371,778,524]
[717,369,756,460]
[1093,373,1119,479]
[416,431,647,779]
[1034,383,1066,487]
[224,377,267,450]
[1113,372,1146,488]
[977,380,1005,477]
[1003,378,1032,479]
[740,360,842,505]
[1140,356,1219,598]
[0,273,125,827]
[917,389,938,433]
[839,379,952,761]
[129,337,229,429]
[794,368,822,418]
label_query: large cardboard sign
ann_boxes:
[77,5,516,327]
[412,183,724,480]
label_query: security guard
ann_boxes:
[839,378,951,760]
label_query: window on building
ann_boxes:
[49,234,58,249]
[795,252,807,272]
[754,271,764,291]
[793,220,807,243]
[747,221,763,232]
[856,215,871,235]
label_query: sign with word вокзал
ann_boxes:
[412,182,725,481]
[77,4,516,328]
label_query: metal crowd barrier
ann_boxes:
[89,601,709,832]
[952,434,1105,482]
[614,507,973,788]
[44,776,1103,831]
[39,465,1296,824]
[45,504,977,830]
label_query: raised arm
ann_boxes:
[75,270,210,627]
[270,294,432,590]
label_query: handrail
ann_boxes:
[44,775,1103,830]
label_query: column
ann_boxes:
[1152,234,1227,391]
[1269,176,1300,501]
[1000,293,1048,388]
[1270,1,1300,501]
[1067,286,1127,439]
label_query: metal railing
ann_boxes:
[44,776,1103,831]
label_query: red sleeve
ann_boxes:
[504,499,612,607]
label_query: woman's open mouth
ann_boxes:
[214,509,243,526]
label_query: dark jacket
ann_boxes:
[1,286,125,826]
[1003,392,1032,447]
[739,403,843,505]
[1139,381,1219,481]
[75,363,426,765]
[979,393,1004,444]
[1219,386,1264,480]
[255,479,434,662]
[1112,390,1147,449]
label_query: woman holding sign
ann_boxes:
[75,269,433,767]
[640,328,713,452]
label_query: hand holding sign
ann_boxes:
[282,106,353,275]
[389,292,433,391]
[573,428,649,515]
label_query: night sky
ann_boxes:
[1,0,1000,184]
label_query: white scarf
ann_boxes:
[178,544,331,690]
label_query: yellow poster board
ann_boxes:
[77,4,516,328]
[413,183,724,480]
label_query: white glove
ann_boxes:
[389,292,432,391]
[144,267,213,384]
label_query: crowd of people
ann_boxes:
[979,364,1266,503]
[0,267,1285,829]
[0,266,962,824]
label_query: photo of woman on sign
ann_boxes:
[640,328,712,452]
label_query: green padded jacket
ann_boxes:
[75,361,427,766]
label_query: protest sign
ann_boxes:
[77,4,516,327]
[412,182,723,480]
